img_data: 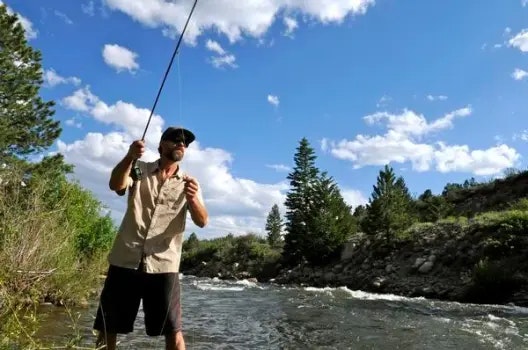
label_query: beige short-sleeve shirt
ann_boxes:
[107,159,203,273]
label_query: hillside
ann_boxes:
[445,171,528,216]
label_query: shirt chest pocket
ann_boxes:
[161,181,186,209]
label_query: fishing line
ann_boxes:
[132,0,199,180]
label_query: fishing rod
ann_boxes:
[131,0,199,180]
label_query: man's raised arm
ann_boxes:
[109,140,145,195]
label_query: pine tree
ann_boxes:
[283,137,320,265]
[415,189,451,222]
[265,204,283,248]
[362,165,415,236]
[304,171,356,265]
[0,4,61,160]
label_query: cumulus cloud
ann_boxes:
[508,29,528,52]
[62,86,163,141]
[65,118,82,128]
[102,44,140,73]
[341,189,368,209]
[43,69,81,87]
[102,0,374,44]
[323,107,520,176]
[205,40,237,69]
[283,16,298,37]
[0,1,37,40]
[512,68,528,80]
[58,88,294,238]
[267,94,280,107]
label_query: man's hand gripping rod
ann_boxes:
[131,0,199,181]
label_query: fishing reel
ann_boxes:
[131,161,142,181]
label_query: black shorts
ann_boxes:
[93,264,182,336]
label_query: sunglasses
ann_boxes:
[164,138,188,147]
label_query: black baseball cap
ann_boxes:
[160,126,195,146]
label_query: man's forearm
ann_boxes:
[109,155,134,192]
[188,197,208,228]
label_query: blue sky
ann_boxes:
[4,0,528,238]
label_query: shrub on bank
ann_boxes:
[181,233,282,280]
[0,165,116,348]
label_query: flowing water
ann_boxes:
[36,275,528,349]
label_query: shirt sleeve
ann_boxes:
[116,161,141,196]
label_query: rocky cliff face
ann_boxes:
[273,218,528,306]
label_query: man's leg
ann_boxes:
[93,265,142,348]
[165,331,185,350]
[143,271,183,347]
[95,332,117,350]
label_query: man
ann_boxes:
[94,126,208,350]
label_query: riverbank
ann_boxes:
[0,164,116,349]
[181,209,528,307]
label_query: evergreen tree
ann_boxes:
[352,204,367,231]
[0,4,61,160]
[304,171,356,265]
[265,204,283,248]
[283,138,320,265]
[362,165,415,236]
[415,189,450,222]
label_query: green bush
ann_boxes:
[0,164,115,348]
[181,233,282,280]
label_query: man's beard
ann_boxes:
[165,149,183,162]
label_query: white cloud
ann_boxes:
[54,10,73,24]
[205,39,226,55]
[0,1,38,40]
[363,106,471,138]
[508,29,528,52]
[283,16,298,37]
[522,0,528,7]
[376,95,392,108]
[266,164,291,172]
[210,54,237,69]
[341,189,368,209]
[513,130,528,142]
[323,107,520,176]
[427,95,448,101]
[102,0,375,44]
[434,143,520,176]
[62,86,163,141]
[267,94,280,107]
[205,40,237,69]
[65,118,82,128]
[61,86,99,112]
[82,1,95,16]
[512,68,528,80]
[58,89,291,238]
[43,69,81,87]
[102,44,139,73]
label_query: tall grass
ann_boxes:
[0,166,114,349]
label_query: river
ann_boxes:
[35,275,528,349]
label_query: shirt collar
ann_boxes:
[147,159,183,179]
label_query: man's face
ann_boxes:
[160,138,186,162]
